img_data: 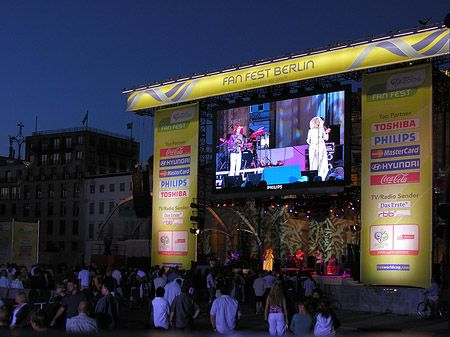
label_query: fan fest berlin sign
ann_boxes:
[152,104,198,269]
[126,28,448,111]
[361,64,432,288]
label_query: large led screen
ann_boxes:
[213,86,351,196]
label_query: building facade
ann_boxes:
[0,127,140,266]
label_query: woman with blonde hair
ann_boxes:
[265,282,288,335]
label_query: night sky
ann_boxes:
[1,1,448,162]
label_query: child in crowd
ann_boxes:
[290,297,313,335]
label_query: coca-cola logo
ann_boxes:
[371,172,420,185]
[160,145,191,158]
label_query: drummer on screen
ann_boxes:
[228,125,244,176]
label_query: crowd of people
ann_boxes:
[0,262,340,335]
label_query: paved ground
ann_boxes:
[116,298,449,336]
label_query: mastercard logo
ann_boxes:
[371,149,383,158]
[160,170,168,177]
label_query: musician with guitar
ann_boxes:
[228,125,244,176]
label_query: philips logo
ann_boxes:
[371,132,419,146]
[159,178,190,189]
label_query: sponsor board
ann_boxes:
[369,224,419,256]
[370,172,420,185]
[160,156,191,167]
[371,132,419,146]
[378,201,411,209]
[377,264,410,271]
[159,167,190,178]
[377,210,411,218]
[162,212,183,218]
[371,145,420,159]
[162,219,183,226]
[371,118,419,133]
[160,146,191,158]
[159,178,190,189]
[370,159,420,172]
[159,190,190,199]
[157,230,189,256]
[387,69,426,90]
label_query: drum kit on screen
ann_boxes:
[218,126,270,170]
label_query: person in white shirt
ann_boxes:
[164,279,181,306]
[11,273,24,289]
[77,265,90,291]
[150,287,170,329]
[210,285,241,334]
[153,269,167,293]
[0,271,11,288]
[253,272,265,315]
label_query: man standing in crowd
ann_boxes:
[210,285,241,334]
[253,272,265,315]
[169,282,201,332]
[78,265,90,291]
[66,301,98,334]
[150,287,170,329]
[50,278,86,328]
[94,281,119,329]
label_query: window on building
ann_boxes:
[120,183,125,192]
[48,202,53,216]
[0,187,9,200]
[35,202,41,216]
[76,151,83,160]
[77,135,83,145]
[73,183,80,198]
[11,186,20,199]
[24,186,30,199]
[89,203,95,215]
[100,185,105,193]
[59,220,65,235]
[41,143,48,151]
[36,185,42,199]
[65,137,72,148]
[90,185,95,194]
[24,203,29,217]
[60,202,66,216]
[109,184,115,192]
[72,241,78,251]
[52,153,60,165]
[47,220,53,235]
[109,201,114,212]
[41,154,48,165]
[53,138,60,150]
[48,185,54,198]
[59,241,65,252]
[61,184,67,198]
[5,171,12,183]
[72,220,79,235]
[89,223,94,239]
[99,201,104,215]
[65,152,72,164]
[73,201,79,216]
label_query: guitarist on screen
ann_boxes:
[228,124,244,176]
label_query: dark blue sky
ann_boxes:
[1,1,448,162]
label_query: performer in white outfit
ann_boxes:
[228,125,244,176]
[307,117,330,181]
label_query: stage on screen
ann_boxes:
[212,85,351,197]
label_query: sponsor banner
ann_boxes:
[371,118,419,133]
[12,221,39,269]
[126,29,449,111]
[153,104,198,268]
[370,172,420,185]
[371,145,420,159]
[377,210,411,218]
[370,159,420,172]
[159,178,190,189]
[361,64,432,288]
[160,146,191,158]
[159,189,190,199]
[378,201,411,209]
[160,156,191,168]
[371,132,419,146]
[159,167,190,178]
